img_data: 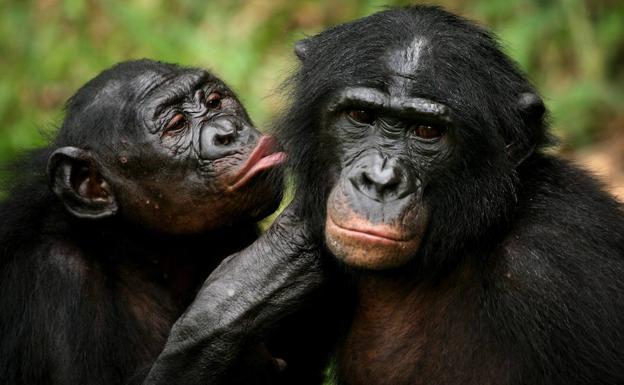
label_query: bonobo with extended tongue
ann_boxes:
[0,59,330,385]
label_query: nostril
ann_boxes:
[348,156,410,201]
[357,167,402,197]
[360,171,374,188]
[213,134,234,146]
[382,176,400,192]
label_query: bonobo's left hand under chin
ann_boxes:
[143,204,322,385]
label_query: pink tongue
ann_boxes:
[229,151,286,191]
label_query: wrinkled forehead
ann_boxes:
[133,68,213,101]
[93,67,214,104]
[137,69,216,116]
[83,68,216,133]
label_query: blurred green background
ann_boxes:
[0,0,623,168]
[0,2,621,381]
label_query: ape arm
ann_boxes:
[143,206,323,385]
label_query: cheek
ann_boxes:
[116,168,282,234]
[116,178,221,233]
[324,182,429,270]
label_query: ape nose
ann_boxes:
[199,118,260,160]
[363,165,400,193]
[350,155,410,201]
[214,121,238,146]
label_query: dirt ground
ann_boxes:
[570,128,624,202]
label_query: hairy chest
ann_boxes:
[336,278,511,385]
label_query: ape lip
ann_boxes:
[327,215,413,244]
[228,136,286,191]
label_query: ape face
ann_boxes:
[315,35,458,270]
[48,61,285,234]
[323,87,452,269]
[124,68,285,233]
[281,8,546,271]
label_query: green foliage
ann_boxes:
[0,0,622,167]
[0,2,621,382]
[465,0,624,146]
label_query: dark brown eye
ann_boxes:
[206,92,222,109]
[347,109,375,125]
[412,124,444,140]
[164,113,188,136]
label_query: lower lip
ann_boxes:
[228,152,286,191]
[228,136,286,191]
[327,216,409,246]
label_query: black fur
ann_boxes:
[276,6,624,384]
[0,59,283,385]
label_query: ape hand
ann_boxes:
[143,202,322,385]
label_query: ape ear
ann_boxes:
[47,147,118,219]
[507,92,546,166]
[294,39,309,61]
[518,92,545,123]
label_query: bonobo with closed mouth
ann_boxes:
[130,6,624,385]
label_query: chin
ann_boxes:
[325,214,423,270]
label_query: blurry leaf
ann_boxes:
[0,0,623,173]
